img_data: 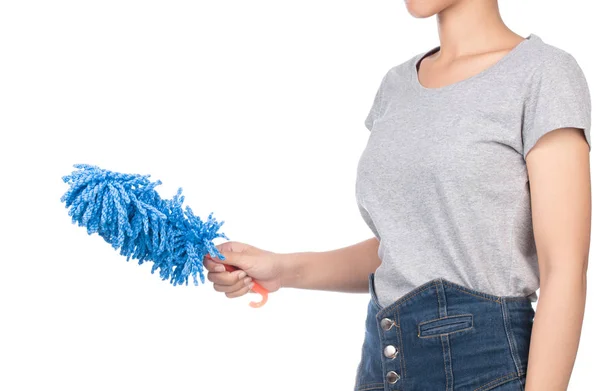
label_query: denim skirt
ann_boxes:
[354,273,535,391]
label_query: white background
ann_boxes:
[0,1,598,390]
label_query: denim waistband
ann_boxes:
[368,273,531,317]
[356,273,535,391]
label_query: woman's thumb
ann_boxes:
[209,248,249,270]
[217,241,248,254]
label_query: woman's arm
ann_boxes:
[279,237,381,293]
[523,127,591,391]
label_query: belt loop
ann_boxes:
[435,279,448,318]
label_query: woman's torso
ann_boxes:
[355,33,590,308]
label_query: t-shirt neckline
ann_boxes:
[411,33,539,94]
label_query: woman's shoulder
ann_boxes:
[524,34,586,80]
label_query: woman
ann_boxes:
[203,0,591,389]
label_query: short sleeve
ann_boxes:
[522,51,592,159]
[364,71,389,132]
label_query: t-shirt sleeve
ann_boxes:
[522,51,592,159]
[364,71,389,132]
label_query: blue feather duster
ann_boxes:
[61,164,228,286]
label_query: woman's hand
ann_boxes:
[203,241,284,299]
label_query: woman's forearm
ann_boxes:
[525,270,587,391]
[279,237,381,293]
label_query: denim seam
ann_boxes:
[501,298,524,378]
[440,334,449,391]
[435,281,444,317]
[445,282,531,303]
[357,383,385,391]
[441,278,502,300]
[376,282,438,318]
[473,372,520,391]
[443,283,501,303]
[504,296,531,302]
[418,313,474,326]
[443,278,531,303]
[518,374,526,391]
[417,325,474,339]
[395,312,407,380]
[444,335,454,391]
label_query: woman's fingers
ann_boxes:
[203,257,227,272]
[212,276,254,293]
[203,248,250,271]
[224,282,255,299]
[203,245,261,299]
[207,269,247,285]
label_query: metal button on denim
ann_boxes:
[384,345,398,359]
[386,370,400,384]
[380,318,394,331]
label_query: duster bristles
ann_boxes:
[61,164,228,286]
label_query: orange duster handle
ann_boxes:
[222,264,269,308]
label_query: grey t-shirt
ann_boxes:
[356,33,591,308]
